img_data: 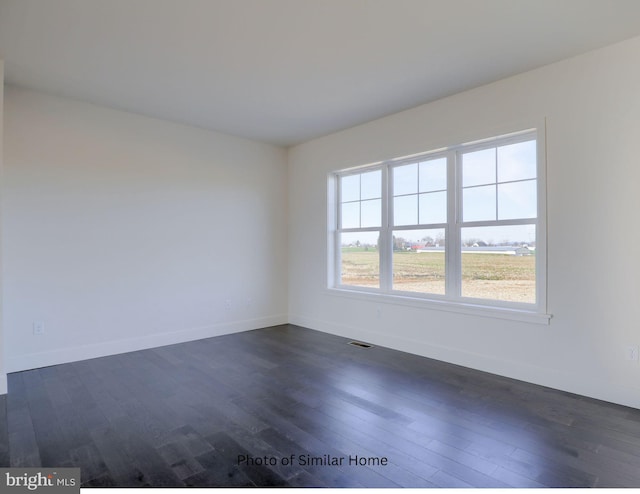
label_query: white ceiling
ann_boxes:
[2,0,640,147]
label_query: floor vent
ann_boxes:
[348,341,373,349]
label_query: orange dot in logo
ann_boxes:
[48,475,53,479]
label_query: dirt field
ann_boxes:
[341,249,535,303]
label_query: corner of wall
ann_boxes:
[0,59,6,395]
[284,146,293,322]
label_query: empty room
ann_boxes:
[2,0,640,489]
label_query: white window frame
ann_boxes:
[328,127,550,324]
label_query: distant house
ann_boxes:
[515,245,534,256]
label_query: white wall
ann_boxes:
[288,36,640,409]
[3,86,288,373]
[0,61,5,393]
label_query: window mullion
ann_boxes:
[447,150,461,298]
[380,165,392,291]
[335,175,342,286]
[494,148,499,221]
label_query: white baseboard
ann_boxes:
[8,312,640,410]
[6,314,288,374]
[289,313,640,410]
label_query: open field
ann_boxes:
[341,249,535,303]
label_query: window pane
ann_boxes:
[392,229,445,295]
[341,174,360,202]
[463,185,496,222]
[498,180,537,220]
[498,140,536,182]
[419,191,447,224]
[361,170,381,200]
[341,201,359,228]
[461,225,536,303]
[419,158,447,192]
[340,232,380,288]
[361,199,381,227]
[463,148,495,187]
[394,163,418,196]
[394,194,418,226]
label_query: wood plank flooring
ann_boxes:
[2,324,640,487]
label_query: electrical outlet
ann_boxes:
[625,346,638,362]
[33,322,45,336]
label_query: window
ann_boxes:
[330,129,546,316]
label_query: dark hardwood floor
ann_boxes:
[2,324,640,487]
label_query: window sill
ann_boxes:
[326,287,552,325]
